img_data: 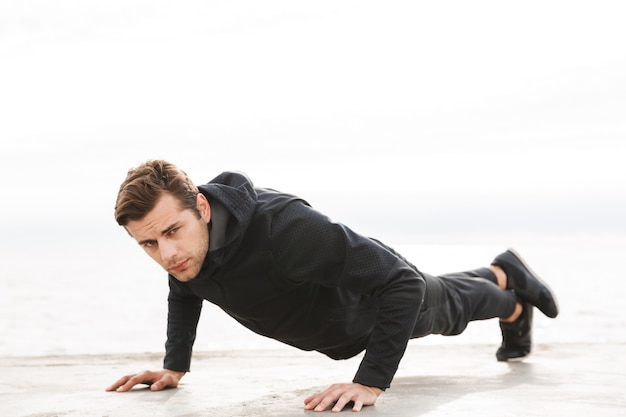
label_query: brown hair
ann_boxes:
[114,160,200,226]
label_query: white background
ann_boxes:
[1,1,625,356]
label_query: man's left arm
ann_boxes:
[303,383,382,412]
[303,257,425,412]
[271,201,426,411]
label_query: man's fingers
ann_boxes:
[107,369,183,393]
[332,392,358,413]
[304,383,381,413]
[150,374,173,391]
[303,390,328,410]
[331,396,349,413]
[306,385,344,412]
[314,395,336,412]
[105,375,132,392]
[303,391,332,412]
[107,371,155,392]
[117,375,144,392]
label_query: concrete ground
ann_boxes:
[1,343,624,417]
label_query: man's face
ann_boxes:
[125,193,211,282]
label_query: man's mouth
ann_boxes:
[170,259,190,273]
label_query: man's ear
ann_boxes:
[196,193,211,223]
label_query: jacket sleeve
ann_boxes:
[270,200,426,389]
[163,277,203,372]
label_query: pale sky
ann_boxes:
[1,1,625,245]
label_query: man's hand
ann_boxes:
[106,369,185,392]
[303,383,382,412]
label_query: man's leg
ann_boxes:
[491,249,559,318]
[411,269,518,338]
[411,260,537,361]
[489,249,560,360]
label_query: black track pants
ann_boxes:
[411,267,517,338]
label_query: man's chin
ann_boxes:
[172,273,198,282]
[168,269,199,282]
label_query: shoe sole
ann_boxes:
[506,248,559,318]
[497,353,530,362]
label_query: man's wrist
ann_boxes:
[358,383,383,396]
[164,369,186,379]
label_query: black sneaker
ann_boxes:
[492,248,559,318]
[496,300,533,362]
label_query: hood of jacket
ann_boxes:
[197,171,257,268]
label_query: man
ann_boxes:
[106,160,558,413]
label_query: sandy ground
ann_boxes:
[1,342,624,417]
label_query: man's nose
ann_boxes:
[159,240,178,262]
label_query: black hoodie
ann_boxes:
[164,172,426,389]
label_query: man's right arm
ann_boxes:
[106,369,186,392]
[106,278,203,392]
[163,278,204,372]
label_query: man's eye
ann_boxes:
[168,227,180,235]
[143,241,156,248]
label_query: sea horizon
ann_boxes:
[2,234,624,358]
